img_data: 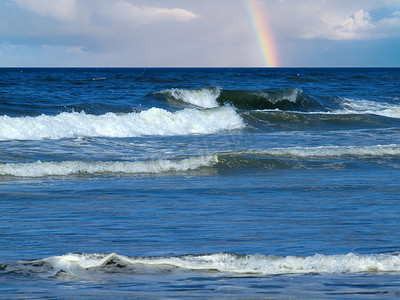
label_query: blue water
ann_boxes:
[1,68,400,298]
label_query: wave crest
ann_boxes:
[0,155,218,177]
[157,87,220,108]
[155,87,400,120]
[239,144,400,158]
[217,88,328,111]
[0,107,244,140]
[156,87,329,111]
[3,252,400,278]
[336,98,400,118]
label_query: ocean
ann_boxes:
[0,67,400,299]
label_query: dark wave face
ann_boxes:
[243,110,400,132]
[216,88,330,111]
[156,86,334,111]
[153,84,400,134]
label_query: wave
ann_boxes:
[214,145,400,170]
[335,98,400,119]
[234,144,400,158]
[0,107,244,141]
[1,145,397,177]
[245,110,398,129]
[156,87,400,120]
[252,97,400,120]
[0,155,218,177]
[2,252,399,279]
[217,88,329,111]
[157,87,220,108]
[157,87,330,111]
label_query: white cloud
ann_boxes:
[13,0,77,20]
[1,0,399,67]
[341,10,373,36]
[314,9,375,40]
[4,0,200,54]
[12,0,198,24]
[108,1,199,24]
[265,0,400,41]
[320,8,400,40]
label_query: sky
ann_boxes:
[0,0,399,67]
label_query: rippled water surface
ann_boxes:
[1,68,400,298]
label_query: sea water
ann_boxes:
[1,68,400,298]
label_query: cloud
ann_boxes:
[311,9,375,40]
[342,9,373,32]
[108,1,199,24]
[309,8,400,40]
[1,0,399,67]
[265,0,400,41]
[1,1,200,53]
[375,13,400,36]
[12,0,198,24]
[14,0,77,20]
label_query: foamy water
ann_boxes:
[240,144,400,158]
[159,87,221,108]
[7,252,399,278]
[2,144,398,177]
[336,98,400,118]
[0,155,218,177]
[254,88,303,103]
[0,106,244,140]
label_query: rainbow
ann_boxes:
[245,0,279,67]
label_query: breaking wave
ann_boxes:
[158,87,220,108]
[0,107,244,141]
[0,155,218,177]
[2,252,400,279]
[236,144,400,158]
[217,88,329,111]
[2,145,398,177]
[334,98,400,119]
[156,87,400,120]
[215,144,400,170]
[158,87,329,111]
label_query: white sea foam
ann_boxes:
[336,98,400,118]
[256,97,400,118]
[0,155,218,177]
[15,252,400,277]
[159,87,220,108]
[0,106,244,140]
[240,144,400,158]
[255,88,302,103]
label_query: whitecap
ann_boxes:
[335,98,400,118]
[0,106,244,140]
[239,144,400,158]
[158,87,221,108]
[9,252,400,278]
[0,155,218,177]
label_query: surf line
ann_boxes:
[244,0,279,67]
